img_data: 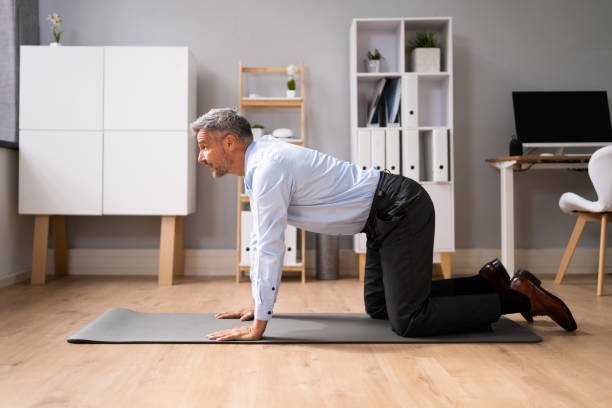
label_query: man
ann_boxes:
[193,108,577,342]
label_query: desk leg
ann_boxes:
[173,216,184,276]
[500,163,515,276]
[357,253,366,282]
[159,216,177,285]
[31,215,50,285]
[53,215,68,276]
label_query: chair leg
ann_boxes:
[555,214,587,285]
[597,214,608,296]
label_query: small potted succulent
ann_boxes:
[365,48,382,72]
[286,64,298,98]
[251,124,265,140]
[407,32,440,72]
[47,13,64,46]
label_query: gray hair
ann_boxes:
[190,108,253,144]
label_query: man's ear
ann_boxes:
[221,133,238,152]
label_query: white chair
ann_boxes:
[556,145,612,296]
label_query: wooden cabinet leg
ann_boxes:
[159,216,177,285]
[173,216,184,276]
[440,252,452,279]
[31,215,50,285]
[53,215,68,276]
[358,253,366,282]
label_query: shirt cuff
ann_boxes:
[254,302,275,321]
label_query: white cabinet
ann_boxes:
[350,18,454,255]
[18,46,196,216]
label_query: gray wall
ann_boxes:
[37,0,612,250]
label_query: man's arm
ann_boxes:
[207,161,291,341]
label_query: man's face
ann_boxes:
[197,129,231,178]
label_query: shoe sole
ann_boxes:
[515,269,577,331]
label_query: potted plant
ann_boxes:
[47,13,64,46]
[251,124,265,139]
[286,78,296,98]
[286,64,298,98]
[365,48,382,72]
[407,32,440,72]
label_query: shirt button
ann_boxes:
[272,287,275,290]
[267,311,271,315]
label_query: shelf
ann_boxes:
[357,72,403,78]
[238,263,304,272]
[241,98,303,108]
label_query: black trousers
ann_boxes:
[362,172,501,337]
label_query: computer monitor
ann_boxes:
[512,91,612,147]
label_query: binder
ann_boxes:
[357,129,371,171]
[384,78,402,125]
[371,128,386,171]
[402,75,418,128]
[240,210,253,266]
[432,127,449,182]
[366,78,387,125]
[385,128,400,175]
[354,233,367,253]
[284,225,297,265]
[401,129,420,180]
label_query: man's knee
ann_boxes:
[365,302,388,320]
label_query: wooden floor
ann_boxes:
[1,273,611,407]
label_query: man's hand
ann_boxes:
[206,320,268,342]
[214,306,254,321]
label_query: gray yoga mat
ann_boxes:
[67,308,541,344]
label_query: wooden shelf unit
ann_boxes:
[236,61,307,283]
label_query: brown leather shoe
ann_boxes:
[478,258,511,293]
[510,269,577,332]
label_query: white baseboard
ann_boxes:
[0,269,31,288]
[3,247,610,286]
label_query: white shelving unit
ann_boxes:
[350,17,454,279]
[19,46,196,285]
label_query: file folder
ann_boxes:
[357,129,371,171]
[371,128,386,171]
[385,128,400,175]
[432,127,449,182]
[240,210,253,266]
[402,75,418,128]
[401,129,419,180]
[284,225,297,265]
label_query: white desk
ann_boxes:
[486,155,590,274]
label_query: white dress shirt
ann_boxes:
[243,136,380,320]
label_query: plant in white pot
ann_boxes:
[365,48,382,72]
[251,124,265,140]
[286,64,298,98]
[407,32,440,72]
[47,13,64,46]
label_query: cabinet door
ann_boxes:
[104,47,189,131]
[18,130,103,214]
[422,184,454,251]
[19,46,103,130]
[103,131,189,215]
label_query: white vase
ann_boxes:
[251,128,264,140]
[364,59,381,73]
[410,48,440,72]
[286,90,296,98]
[50,42,61,47]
